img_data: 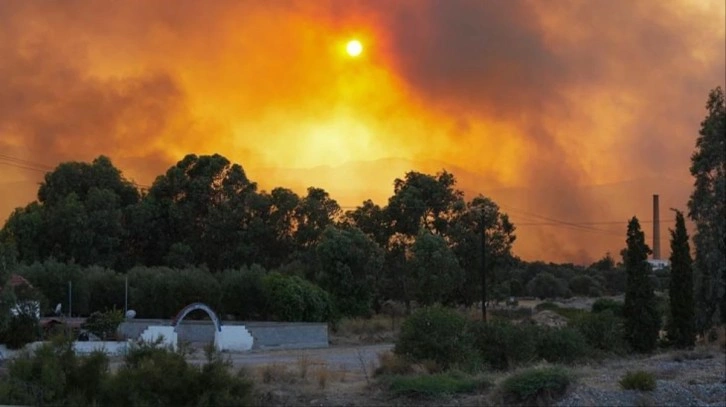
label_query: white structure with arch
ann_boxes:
[138,302,253,351]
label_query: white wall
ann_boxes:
[139,326,177,350]
[216,326,254,352]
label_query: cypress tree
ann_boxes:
[623,217,661,352]
[667,210,695,348]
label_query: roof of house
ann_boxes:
[1,274,34,291]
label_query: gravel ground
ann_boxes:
[557,350,726,407]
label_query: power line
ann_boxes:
[0,152,676,233]
[0,154,150,189]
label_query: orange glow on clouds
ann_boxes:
[0,0,724,263]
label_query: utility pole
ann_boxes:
[68,281,72,318]
[481,219,487,322]
[124,276,128,315]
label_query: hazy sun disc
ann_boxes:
[346,40,363,57]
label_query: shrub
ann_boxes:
[472,320,540,370]
[569,275,603,297]
[217,265,266,319]
[527,272,569,300]
[500,366,571,406]
[0,334,110,406]
[2,313,41,349]
[262,272,335,322]
[591,298,624,316]
[395,306,472,369]
[387,371,489,397]
[102,341,253,406]
[570,311,627,354]
[82,309,124,340]
[535,327,590,364]
[619,370,656,391]
[375,352,414,376]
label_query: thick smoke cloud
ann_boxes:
[0,0,723,263]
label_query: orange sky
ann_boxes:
[1,0,724,264]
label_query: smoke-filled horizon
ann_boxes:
[1,0,724,264]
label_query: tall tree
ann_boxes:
[623,217,661,353]
[408,230,463,306]
[667,209,695,348]
[315,225,384,316]
[449,196,516,315]
[688,86,726,331]
[387,171,463,237]
[142,154,257,269]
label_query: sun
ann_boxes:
[346,39,363,57]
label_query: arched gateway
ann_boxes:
[171,302,222,333]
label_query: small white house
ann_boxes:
[647,259,670,271]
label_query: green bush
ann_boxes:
[2,313,41,349]
[262,272,335,322]
[395,306,473,369]
[535,327,590,364]
[0,334,110,406]
[472,320,540,370]
[569,275,602,297]
[82,309,124,340]
[0,334,254,406]
[386,371,489,397]
[218,265,266,319]
[591,298,624,316]
[619,370,656,391]
[570,311,627,354]
[500,366,571,406]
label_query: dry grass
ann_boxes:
[259,363,298,384]
[332,314,400,346]
[375,351,413,376]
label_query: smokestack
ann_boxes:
[652,194,661,259]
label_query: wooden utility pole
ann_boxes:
[481,220,487,321]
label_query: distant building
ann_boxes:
[647,259,670,271]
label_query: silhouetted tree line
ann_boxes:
[0,154,635,319]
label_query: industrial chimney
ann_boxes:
[652,194,661,259]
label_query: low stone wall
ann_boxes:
[118,320,329,350]
[1,341,129,360]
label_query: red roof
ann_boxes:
[1,274,33,290]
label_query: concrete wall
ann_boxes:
[139,326,177,349]
[118,320,328,350]
[216,326,254,351]
[1,341,128,360]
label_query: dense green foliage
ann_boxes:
[82,309,124,340]
[499,366,571,406]
[394,306,472,369]
[386,371,489,397]
[623,217,661,353]
[12,261,335,322]
[591,298,624,316]
[667,210,695,348]
[0,336,253,406]
[261,272,335,322]
[472,320,539,370]
[688,86,726,329]
[535,327,590,364]
[570,311,627,354]
[0,152,644,325]
[619,370,656,391]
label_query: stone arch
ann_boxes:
[171,302,222,333]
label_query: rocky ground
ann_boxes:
[251,343,725,406]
